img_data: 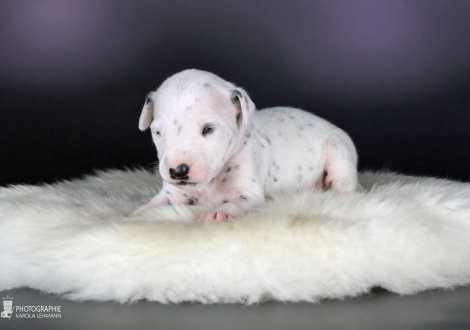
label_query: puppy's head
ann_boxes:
[139,69,256,188]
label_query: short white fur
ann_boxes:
[136,69,359,222]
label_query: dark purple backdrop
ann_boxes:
[1,0,469,185]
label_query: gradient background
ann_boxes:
[1,0,469,186]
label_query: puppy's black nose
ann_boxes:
[169,163,190,180]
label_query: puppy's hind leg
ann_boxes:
[321,135,360,192]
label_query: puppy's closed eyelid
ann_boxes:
[202,124,215,136]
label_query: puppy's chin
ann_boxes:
[174,181,199,187]
[162,175,215,189]
[160,176,197,187]
[173,176,213,188]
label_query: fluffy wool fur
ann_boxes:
[0,169,469,304]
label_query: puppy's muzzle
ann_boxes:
[169,163,190,180]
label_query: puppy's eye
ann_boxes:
[202,124,214,137]
[152,130,161,136]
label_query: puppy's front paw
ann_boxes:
[198,211,232,223]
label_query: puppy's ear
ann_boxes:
[231,88,256,128]
[139,92,155,131]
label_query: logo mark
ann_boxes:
[1,296,13,319]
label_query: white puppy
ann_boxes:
[135,69,359,222]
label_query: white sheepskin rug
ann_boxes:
[0,169,470,304]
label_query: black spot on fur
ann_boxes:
[177,126,183,135]
[273,177,278,182]
[164,190,171,195]
[188,197,199,205]
[203,83,210,88]
[289,115,295,120]
[225,167,232,173]
[173,119,178,125]
[167,198,172,205]
[240,195,249,202]
[223,200,229,204]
